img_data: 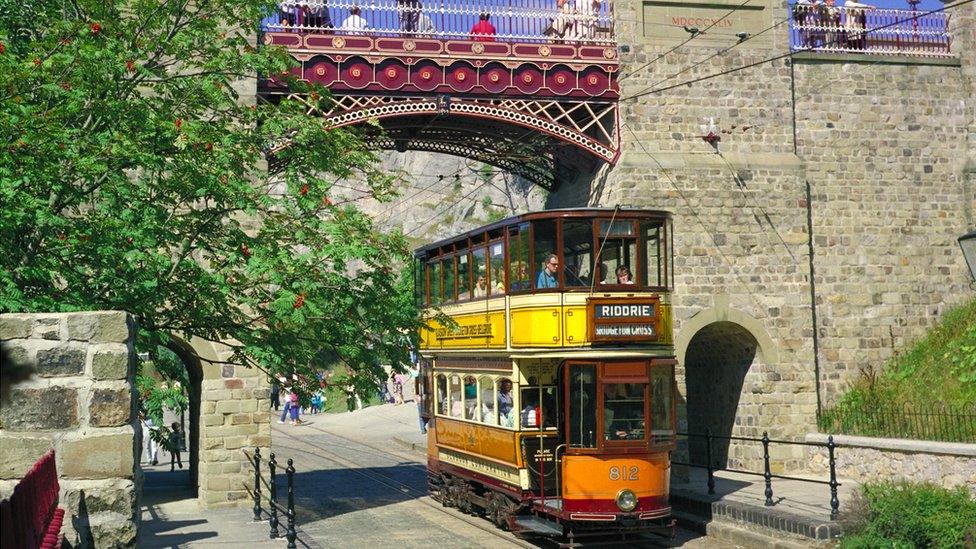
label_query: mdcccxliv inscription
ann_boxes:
[588,297,660,343]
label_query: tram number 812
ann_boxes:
[609,466,640,481]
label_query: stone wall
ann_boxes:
[0,311,140,547]
[546,0,976,462]
[805,433,976,498]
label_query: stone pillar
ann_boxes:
[190,338,271,508]
[0,311,140,547]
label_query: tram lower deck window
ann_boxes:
[604,383,646,441]
[568,364,597,448]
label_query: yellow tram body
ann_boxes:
[415,209,677,540]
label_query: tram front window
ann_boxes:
[598,220,638,286]
[604,383,646,441]
[651,365,675,444]
[568,364,597,448]
[563,220,593,288]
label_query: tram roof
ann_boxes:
[413,207,673,256]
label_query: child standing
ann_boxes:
[168,422,183,471]
[289,389,301,425]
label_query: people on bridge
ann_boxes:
[303,1,333,31]
[397,0,421,33]
[843,0,875,50]
[574,0,601,40]
[536,253,559,289]
[470,13,497,42]
[548,0,577,42]
[340,6,369,33]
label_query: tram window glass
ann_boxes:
[563,220,593,288]
[650,366,674,444]
[449,374,462,418]
[463,375,478,420]
[457,253,471,300]
[508,224,530,292]
[568,364,597,448]
[533,220,558,289]
[471,247,488,298]
[604,383,646,441]
[519,386,541,429]
[443,256,456,302]
[498,377,515,428]
[489,242,505,296]
[541,385,558,429]
[598,220,638,286]
[429,262,442,306]
[478,376,496,424]
[436,374,448,415]
[642,222,663,288]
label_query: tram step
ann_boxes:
[513,515,563,536]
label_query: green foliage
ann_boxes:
[0,0,422,389]
[840,481,976,549]
[137,373,188,426]
[821,298,976,441]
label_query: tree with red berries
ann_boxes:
[0,0,421,388]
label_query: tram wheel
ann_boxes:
[489,492,515,530]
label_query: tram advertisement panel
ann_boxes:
[587,297,660,343]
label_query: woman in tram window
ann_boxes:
[497,378,514,427]
[616,265,635,284]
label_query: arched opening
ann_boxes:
[684,321,761,469]
[165,339,204,496]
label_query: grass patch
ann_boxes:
[820,298,976,442]
[840,481,976,549]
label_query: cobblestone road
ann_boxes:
[271,403,740,549]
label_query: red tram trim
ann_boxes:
[427,457,524,500]
[568,513,617,521]
[561,495,669,513]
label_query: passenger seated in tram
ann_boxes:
[510,262,530,291]
[490,266,506,294]
[603,384,643,440]
[536,253,559,289]
[497,378,514,426]
[615,265,634,284]
[520,392,540,428]
[473,273,488,298]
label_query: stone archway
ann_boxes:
[166,337,205,496]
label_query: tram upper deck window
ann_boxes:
[563,220,593,288]
[508,223,530,292]
[489,242,505,296]
[604,383,646,441]
[642,220,664,289]
[533,220,558,289]
[568,364,597,448]
[443,256,456,303]
[598,220,638,286]
[457,253,471,300]
[471,247,488,298]
[429,261,442,306]
[650,365,675,444]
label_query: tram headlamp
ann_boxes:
[615,489,638,512]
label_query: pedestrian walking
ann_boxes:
[141,413,160,465]
[393,372,405,405]
[378,374,393,403]
[278,383,292,424]
[289,389,302,425]
[168,422,184,471]
[271,379,281,411]
[415,374,428,434]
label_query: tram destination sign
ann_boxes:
[587,297,661,343]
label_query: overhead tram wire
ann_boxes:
[618,0,755,82]
[620,0,973,102]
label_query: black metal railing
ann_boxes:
[673,430,841,520]
[245,448,299,548]
[818,402,976,443]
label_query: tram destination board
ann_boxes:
[587,297,660,343]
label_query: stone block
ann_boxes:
[91,347,130,380]
[32,317,61,340]
[224,378,244,389]
[0,315,31,339]
[1,342,31,369]
[231,413,251,425]
[61,433,135,479]
[224,436,246,450]
[89,387,132,427]
[65,314,96,341]
[35,345,86,377]
[215,400,241,414]
[0,435,53,479]
[70,511,137,549]
[91,312,132,343]
[1,386,78,431]
[62,479,137,516]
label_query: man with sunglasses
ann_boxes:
[536,253,559,289]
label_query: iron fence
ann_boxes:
[245,448,299,548]
[789,4,952,57]
[818,402,976,443]
[674,430,841,520]
[260,0,616,45]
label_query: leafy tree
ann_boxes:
[0,0,421,390]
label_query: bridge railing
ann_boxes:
[818,402,976,443]
[674,430,842,520]
[261,0,615,45]
[244,448,300,548]
[789,4,952,57]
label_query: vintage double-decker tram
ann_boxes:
[415,208,677,543]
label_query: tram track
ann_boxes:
[272,422,683,549]
[272,424,540,549]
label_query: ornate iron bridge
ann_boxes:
[258,0,620,189]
